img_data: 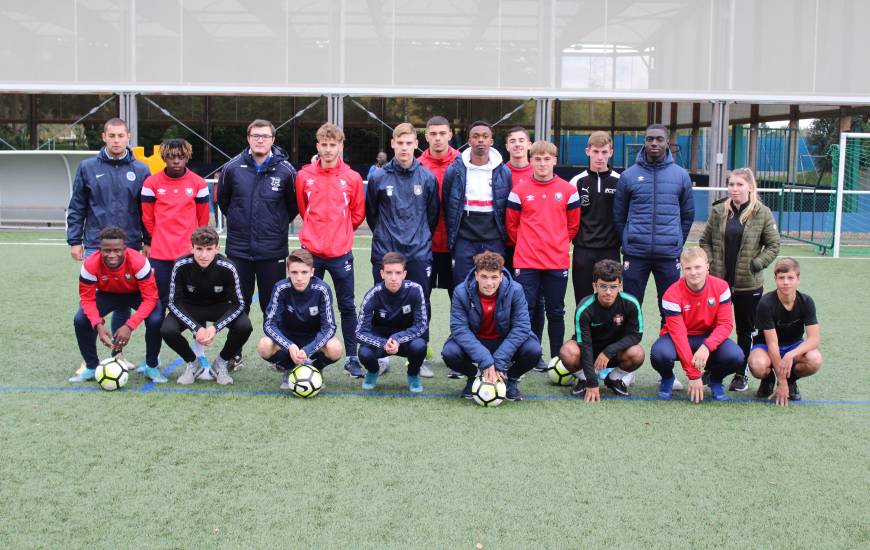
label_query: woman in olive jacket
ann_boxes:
[700,167,780,392]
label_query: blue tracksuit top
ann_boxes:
[263,276,336,356]
[356,280,428,349]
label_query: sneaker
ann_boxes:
[362,371,379,390]
[729,374,749,392]
[658,376,683,391]
[418,361,434,378]
[756,373,776,398]
[533,357,549,372]
[143,366,168,384]
[658,376,676,400]
[227,354,245,372]
[344,357,365,379]
[598,367,613,380]
[176,362,201,385]
[570,378,587,398]
[114,355,135,372]
[377,357,391,374]
[447,369,463,379]
[196,366,215,381]
[407,375,423,393]
[212,357,234,386]
[69,367,95,383]
[279,371,291,391]
[710,381,730,402]
[505,378,523,401]
[461,378,475,399]
[620,371,636,387]
[604,375,630,397]
[788,379,801,401]
[135,362,148,374]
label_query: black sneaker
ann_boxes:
[461,378,474,399]
[505,378,523,401]
[788,379,801,401]
[447,369,463,379]
[343,357,365,379]
[227,354,245,372]
[570,378,587,397]
[532,357,549,373]
[756,373,776,398]
[604,375,630,397]
[729,374,749,392]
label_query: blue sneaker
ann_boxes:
[599,367,613,380]
[69,367,95,382]
[710,381,729,402]
[658,376,675,400]
[407,375,423,393]
[143,366,168,384]
[135,362,148,374]
[362,371,379,390]
[344,356,365,379]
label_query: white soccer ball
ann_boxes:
[95,357,129,391]
[287,364,324,398]
[546,356,574,386]
[471,376,507,407]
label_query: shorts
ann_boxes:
[750,339,803,357]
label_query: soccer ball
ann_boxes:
[287,364,324,398]
[95,357,129,391]
[547,356,574,386]
[471,376,507,407]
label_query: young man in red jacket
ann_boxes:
[506,140,580,365]
[296,123,366,377]
[69,227,165,384]
[651,247,744,402]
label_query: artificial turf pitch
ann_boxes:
[1,231,868,549]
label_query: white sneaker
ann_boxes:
[620,371,636,387]
[672,377,684,391]
[176,362,200,385]
[378,357,390,374]
[419,361,434,378]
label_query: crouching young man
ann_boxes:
[748,257,822,406]
[559,259,644,402]
[356,252,429,393]
[441,251,541,401]
[258,249,344,390]
[69,227,165,383]
[650,247,744,402]
[160,227,252,386]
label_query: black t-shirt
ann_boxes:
[753,290,818,346]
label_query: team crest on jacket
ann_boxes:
[124,273,132,280]
[185,188,193,196]
[187,284,195,293]
[413,184,422,196]
[402,304,412,314]
[126,171,136,181]
[707,297,715,306]
[270,177,281,191]
[309,306,319,316]
[339,179,347,188]
[379,309,387,318]
[214,286,223,293]
[613,314,624,326]
[555,192,563,201]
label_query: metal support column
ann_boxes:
[118,92,139,147]
[534,98,553,142]
[708,101,731,189]
[327,95,344,128]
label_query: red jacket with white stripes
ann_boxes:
[418,147,460,254]
[506,176,581,269]
[79,249,158,329]
[660,275,734,379]
[141,169,210,261]
[296,159,365,259]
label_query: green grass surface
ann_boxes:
[1,230,869,549]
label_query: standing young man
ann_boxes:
[569,131,622,300]
[67,118,151,335]
[560,259,644,401]
[418,116,460,301]
[69,227,164,383]
[356,253,429,393]
[614,124,694,324]
[748,258,822,406]
[506,140,580,367]
[161,227,252,386]
[296,123,366,378]
[216,119,297,320]
[441,251,541,402]
[258,249,344,390]
[650,247,744,403]
[442,121,513,288]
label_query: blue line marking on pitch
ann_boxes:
[1,385,868,406]
[138,357,184,392]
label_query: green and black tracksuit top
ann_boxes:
[574,292,643,387]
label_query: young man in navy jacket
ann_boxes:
[257,249,344,391]
[441,251,541,402]
[356,252,429,393]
